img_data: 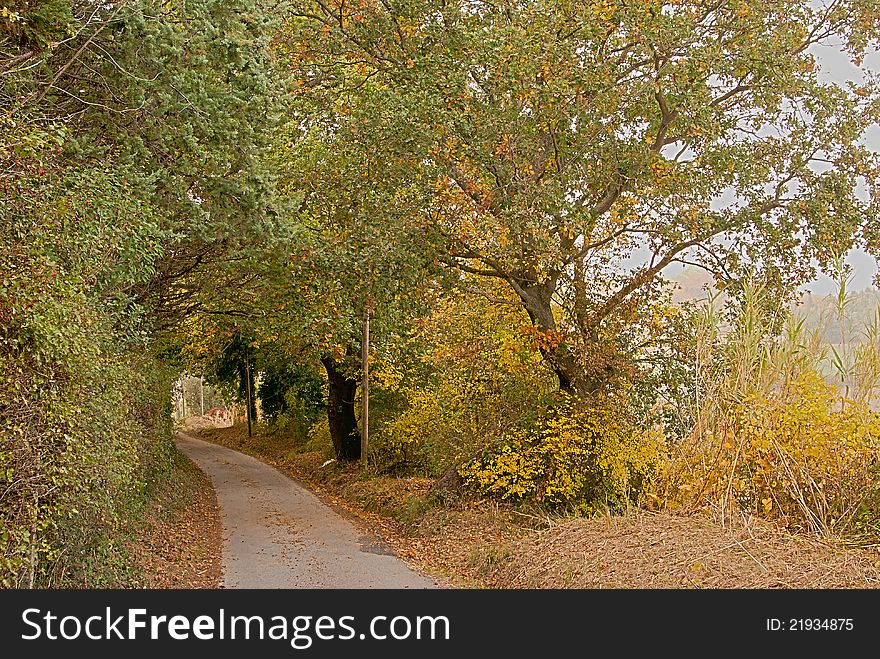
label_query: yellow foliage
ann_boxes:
[461,395,665,512]
[663,371,880,536]
[371,285,556,472]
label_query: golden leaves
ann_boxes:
[589,0,617,23]
[670,370,880,535]
[461,397,664,508]
[494,134,512,157]
[520,324,564,352]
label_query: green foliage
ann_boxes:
[4,0,880,586]
[0,148,174,586]
[1,0,73,48]
[3,0,293,332]
[461,395,665,513]
[0,0,290,586]
[257,360,324,433]
[201,332,258,421]
[283,0,880,396]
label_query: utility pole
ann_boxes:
[361,307,370,463]
[199,377,205,416]
[245,355,253,438]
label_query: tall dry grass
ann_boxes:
[658,275,880,541]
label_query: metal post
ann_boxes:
[245,356,253,438]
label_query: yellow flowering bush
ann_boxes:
[461,396,665,512]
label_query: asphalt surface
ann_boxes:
[175,433,438,589]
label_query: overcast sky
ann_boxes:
[804,40,879,293]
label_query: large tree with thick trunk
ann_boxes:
[282,0,880,397]
[261,44,442,461]
[321,351,362,460]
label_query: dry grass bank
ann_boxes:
[125,449,222,588]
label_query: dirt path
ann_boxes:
[175,433,439,589]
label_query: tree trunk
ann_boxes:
[321,354,361,461]
[517,280,595,397]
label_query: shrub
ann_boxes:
[0,157,172,587]
[665,372,880,535]
[461,395,666,513]
[257,361,324,437]
[370,288,557,475]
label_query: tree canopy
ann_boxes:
[282,0,880,394]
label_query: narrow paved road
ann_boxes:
[175,433,438,589]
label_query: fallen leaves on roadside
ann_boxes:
[125,454,222,589]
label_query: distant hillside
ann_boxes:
[669,267,717,303]
[794,289,880,344]
[667,267,880,344]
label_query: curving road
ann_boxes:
[175,433,438,589]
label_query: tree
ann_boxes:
[0,0,290,585]
[253,40,444,460]
[283,0,880,397]
[3,0,292,332]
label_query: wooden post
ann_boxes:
[361,308,370,463]
[245,356,253,438]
